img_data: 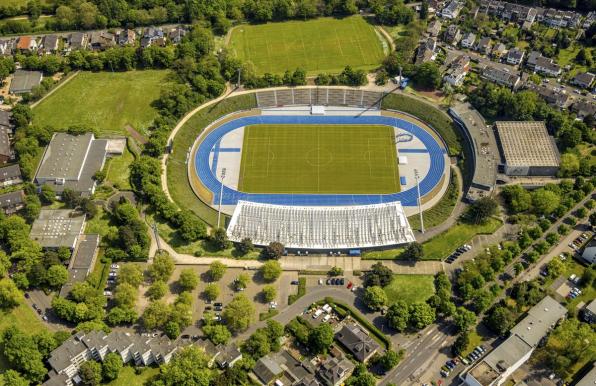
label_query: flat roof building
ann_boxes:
[9,70,42,94]
[34,133,108,195]
[462,296,566,386]
[495,121,560,176]
[60,234,100,297]
[30,209,86,249]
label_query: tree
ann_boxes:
[329,266,343,276]
[147,280,167,300]
[408,302,435,329]
[531,189,560,215]
[178,268,198,291]
[150,346,215,386]
[210,227,230,250]
[0,370,30,386]
[386,300,409,332]
[484,305,516,335]
[402,242,423,261]
[452,332,469,356]
[79,360,102,386]
[203,324,231,345]
[467,197,498,224]
[559,153,580,177]
[149,252,175,282]
[1,326,46,383]
[46,265,68,288]
[242,329,271,359]
[0,278,22,309]
[141,300,170,330]
[234,273,250,291]
[262,285,277,302]
[176,211,206,242]
[376,350,402,372]
[102,352,123,382]
[223,294,255,333]
[363,262,393,287]
[420,0,429,19]
[263,241,284,260]
[308,323,334,354]
[208,260,227,281]
[118,264,144,287]
[412,62,442,89]
[235,238,254,255]
[260,260,282,282]
[346,364,376,386]
[453,307,476,332]
[204,283,220,301]
[362,286,388,311]
[501,185,532,213]
[546,258,565,279]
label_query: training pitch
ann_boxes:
[228,16,386,75]
[238,124,400,194]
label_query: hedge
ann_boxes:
[288,277,306,305]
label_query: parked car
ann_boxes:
[339,278,345,285]
[291,280,299,285]
[110,264,119,269]
[347,282,353,289]
[42,315,48,321]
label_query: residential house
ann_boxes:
[582,239,596,264]
[534,56,561,77]
[118,29,137,46]
[0,39,14,56]
[0,127,11,164]
[427,19,442,37]
[140,27,166,48]
[583,11,596,29]
[475,37,492,55]
[415,37,437,64]
[525,51,541,70]
[443,55,470,86]
[252,350,317,386]
[444,24,461,45]
[0,164,22,186]
[506,48,525,65]
[214,344,242,368]
[335,324,380,363]
[253,356,284,385]
[571,72,595,89]
[441,0,462,19]
[0,190,25,215]
[481,65,520,89]
[491,43,507,59]
[479,1,537,26]
[168,27,186,44]
[16,36,37,53]
[42,35,59,54]
[90,31,115,51]
[0,110,11,133]
[44,330,182,386]
[538,8,581,28]
[582,299,596,324]
[317,356,355,386]
[528,84,569,108]
[462,296,566,386]
[571,100,596,119]
[461,32,476,48]
[69,32,88,50]
[9,70,43,95]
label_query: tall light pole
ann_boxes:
[414,169,424,234]
[217,168,227,229]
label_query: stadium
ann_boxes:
[188,88,451,251]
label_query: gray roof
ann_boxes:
[254,355,284,384]
[507,48,524,60]
[495,121,560,169]
[9,70,42,94]
[0,164,21,181]
[573,72,595,86]
[0,127,11,157]
[0,190,24,209]
[69,32,87,49]
[586,299,596,315]
[527,51,541,66]
[317,356,355,386]
[35,133,108,194]
[296,376,322,386]
[71,234,99,270]
[0,110,11,128]
[335,324,380,362]
[576,362,596,386]
[30,209,85,249]
[194,338,218,357]
[215,343,242,367]
[43,35,59,50]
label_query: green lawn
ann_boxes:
[229,16,385,75]
[422,218,502,260]
[384,274,435,305]
[105,145,135,190]
[238,124,400,194]
[408,168,458,231]
[32,70,170,136]
[106,366,159,386]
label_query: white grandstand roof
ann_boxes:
[226,200,416,250]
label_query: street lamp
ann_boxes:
[217,168,227,228]
[414,169,424,234]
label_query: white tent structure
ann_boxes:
[226,200,415,250]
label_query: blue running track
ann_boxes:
[194,115,446,207]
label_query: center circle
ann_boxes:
[305,147,333,167]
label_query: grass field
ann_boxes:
[32,70,169,136]
[383,274,435,305]
[105,145,135,190]
[238,124,400,194]
[229,16,385,75]
[106,366,159,386]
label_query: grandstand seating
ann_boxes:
[227,200,415,249]
[255,88,383,109]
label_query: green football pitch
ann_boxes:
[228,16,386,75]
[238,124,400,194]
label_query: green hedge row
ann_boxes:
[288,277,307,305]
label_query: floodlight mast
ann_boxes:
[217,168,227,229]
[414,169,424,233]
